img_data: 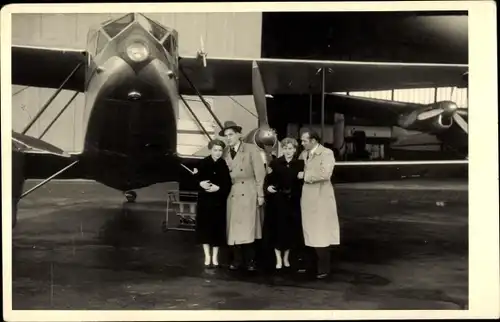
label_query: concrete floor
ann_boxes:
[11,179,468,310]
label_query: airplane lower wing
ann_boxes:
[12,131,72,158]
[12,45,87,91]
[178,56,468,96]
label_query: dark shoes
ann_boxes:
[247,261,257,272]
[229,263,240,271]
[229,261,257,271]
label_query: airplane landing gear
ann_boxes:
[124,190,137,203]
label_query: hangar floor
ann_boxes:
[11,179,468,310]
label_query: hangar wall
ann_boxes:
[11,13,262,153]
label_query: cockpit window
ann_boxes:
[102,13,134,38]
[96,29,108,55]
[163,34,173,54]
[136,14,168,41]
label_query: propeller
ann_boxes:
[252,61,269,126]
[241,61,277,151]
[197,35,207,67]
[415,86,468,134]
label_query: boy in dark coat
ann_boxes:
[195,139,232,268]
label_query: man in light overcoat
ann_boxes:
[220,121,266,271]
[298,128,340,279]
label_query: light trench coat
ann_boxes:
[299,144,340,247]
[224,141,266,245]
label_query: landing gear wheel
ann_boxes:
[124,191,137,203]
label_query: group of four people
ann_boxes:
[193,120,340,279]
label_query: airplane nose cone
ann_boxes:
[255,128,277,148]
[444,101,458,114]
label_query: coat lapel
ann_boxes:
[234,142,246,166]
[307,145,324,164]
[226,141,245,172]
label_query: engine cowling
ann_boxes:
[431,114,453,131]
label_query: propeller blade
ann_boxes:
[200,35,205,52]
[457,108,468,118]
[252,61,268,127]
[453,113,468,134]
[12,131,71,158]
[199,35,206,67]
[417,108,444,121]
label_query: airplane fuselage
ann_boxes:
[79,17,183,192]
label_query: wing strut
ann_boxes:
[39,91,79,140]
[309,93,313,125]
[179,66,223,130]
[179,94,212,140]
[20,160,79,199]
[320,68,326,145]
[22,62,83,135]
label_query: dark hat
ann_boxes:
[219,120,242,136]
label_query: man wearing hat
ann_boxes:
[219,121,266,271]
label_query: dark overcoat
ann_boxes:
[263,155,305,251]
[194,155,232,246]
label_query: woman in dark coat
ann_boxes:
[263,137,305,270]
[194,139,232,268]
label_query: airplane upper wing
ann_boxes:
[178,56,468,96]
[12,45,87,92]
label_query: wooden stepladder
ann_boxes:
[163,189,198,232]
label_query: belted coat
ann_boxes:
[299,144,340,247]
[224,141,266,245]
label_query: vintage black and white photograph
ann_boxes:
[2,1,498,319]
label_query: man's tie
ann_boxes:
[230,147,237,159]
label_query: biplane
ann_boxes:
[10,13,468,227]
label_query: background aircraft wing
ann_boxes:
[324,93,426,126]
[12,45,87,92]
[391,132,442,149]
[178,56,468,96]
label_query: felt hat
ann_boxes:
[219,120,242,136]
